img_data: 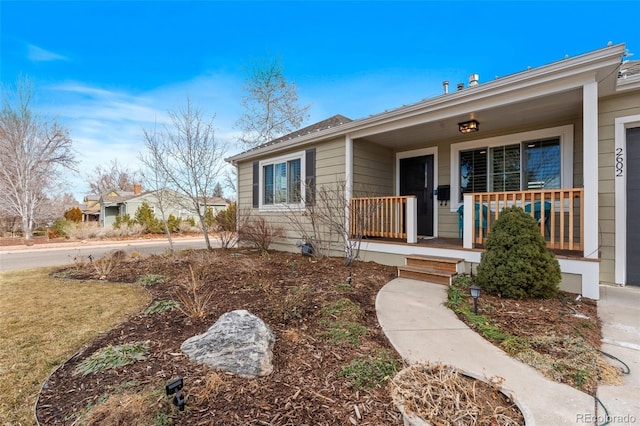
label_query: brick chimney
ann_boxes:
[134,183,142,195]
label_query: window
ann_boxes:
[524,138,561,189]
[260,152,304,208]
[459,139,560,199]
[452,125,572,205]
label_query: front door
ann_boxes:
[627,127,640,286]
[400,155,434,236]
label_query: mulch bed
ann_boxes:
[36,249,406,425]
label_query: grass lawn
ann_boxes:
[0,268,149,425]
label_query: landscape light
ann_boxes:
[469,285,481,315]
[166,377,185,411]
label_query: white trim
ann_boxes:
[258,150,306,212]
[583,81,599,259]
[614,114,640,286]
[449,125,574,212]
[396,147,439,237]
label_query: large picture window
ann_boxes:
[260,153,303,208]
[459,138,560,199]
[452,125,572,206]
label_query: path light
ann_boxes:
[469,285,481,315]
[166,377,185,411]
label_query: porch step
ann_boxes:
[405,254,465,273]
[398,255,465,286]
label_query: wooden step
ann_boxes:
[397,265,454,286]
[405,254,465,274]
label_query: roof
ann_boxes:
[227,43,629,164]
[227,114,351,162]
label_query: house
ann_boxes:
[81,194,101,222]
[227,43,640,300]
[99,184,228,227]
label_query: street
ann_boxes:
[0,237,210,271]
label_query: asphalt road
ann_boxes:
[0,237,210,271]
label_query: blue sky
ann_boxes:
[1,0,638,201]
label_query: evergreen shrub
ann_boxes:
[476,206,560,299]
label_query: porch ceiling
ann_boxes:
[356,88,584,148]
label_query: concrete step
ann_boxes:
[397,265,454,286]
[405,254,465,273]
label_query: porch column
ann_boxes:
[463,195,473,249]
[345,135,353,239]
[583,80,599,259]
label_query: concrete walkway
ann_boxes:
[376,278,596,426]
[597,285,640,424]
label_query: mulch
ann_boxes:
[36,249,405,425]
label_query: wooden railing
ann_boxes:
[350,196,416,242]
[468,189,584,250]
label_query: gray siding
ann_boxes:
[598,92,640,285]
[352,140,393,196]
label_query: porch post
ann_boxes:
[463,195,473,249]
[583,80,599,260]
[345,135,353,239]
[406,197,417,244]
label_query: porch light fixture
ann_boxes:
[469,285,481,315]
[458,119,479,133]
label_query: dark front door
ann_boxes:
[400,155,434,236]
[627,127,640,286]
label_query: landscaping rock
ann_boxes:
[180,310,275,377]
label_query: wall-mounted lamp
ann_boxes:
[458,119,479,134]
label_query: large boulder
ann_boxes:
[181,310,275,377]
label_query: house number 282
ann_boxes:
[615,148,624,177]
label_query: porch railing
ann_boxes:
[467,189,584,251]
[349,196,417,243]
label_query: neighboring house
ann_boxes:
[81,194,101,222]
[228,43,640,300]
[99,184,228,227]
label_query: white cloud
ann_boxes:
[46,75,245,200]
[27,44,69,62]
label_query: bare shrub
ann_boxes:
[174,265,214,320]
[93,250,126,280]
[238,214,284,253]
[214,202,237,249]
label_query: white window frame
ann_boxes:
[450,124,574,212]
[259,150,306,212]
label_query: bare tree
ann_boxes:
[142,98,227,250]
[139,133,175,252]
[87,158,141,195]
[0,77,77,241]
[235,57,310,147]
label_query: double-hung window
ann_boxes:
[260,152,304,209]
[453,125,573,204]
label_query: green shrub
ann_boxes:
[49,218,70,238]
[134,202,162,234]
[136,274,166,287]
[166,214,181,233]
[320,321,368,346]
[113,213,133,229]
[75,342,149,375]
[476,206,560,299]
[339,350,400,390]
[145,300,180,315]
